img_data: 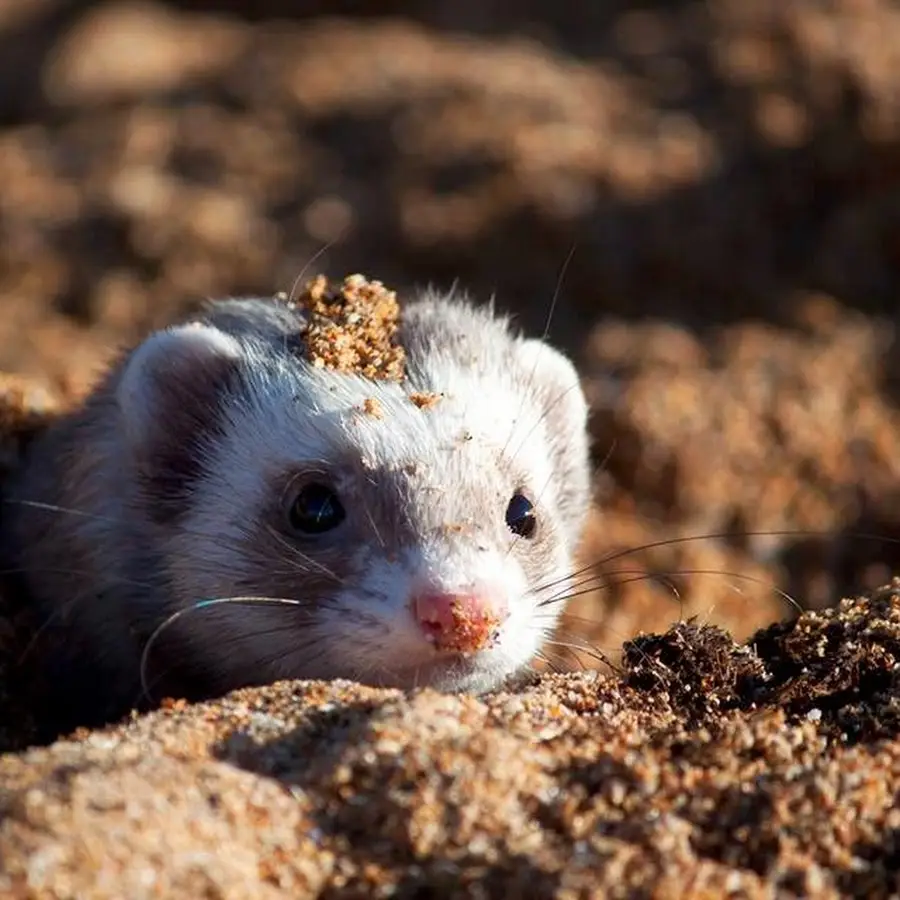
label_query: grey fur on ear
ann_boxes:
[115,323,245,523]
[116,323,243,447]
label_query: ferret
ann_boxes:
[1,287,590,723]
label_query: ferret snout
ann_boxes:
[410,591,509,653]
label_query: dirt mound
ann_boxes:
[2,587,899,898]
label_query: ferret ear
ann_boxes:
[116,323,244,521]
[117,323,243,444]
[515,338,588,432]
[515,338,591,538]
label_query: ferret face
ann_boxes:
[119,295,591,695]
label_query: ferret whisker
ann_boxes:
[356,660,396,690]
[541,639,586,672]
[534,613,613,636]
[541,638,618,671]
[360,496,386,550]
[531,559,677,603]
[143,639,336,703]
[534,566,677,611]
[537,574,686,610]
[0,565,154,591]
[183,624,325,656]
[540,616,658,658]
[244,565,327,580]
[263,524,345,583]
[555,611,619,628]
[285,239,339,306]
[3,497,131,528]
[381,663,411,690]
[239,642,334,683]
[542,624,612,649]
[533,648,566,674]
[532,555,672,596]
[542,243,576,343]
[372,662,402,690]
[5,498,263,556]
[538,527,900,592]
[593,436,619,480]
[347,658,377,687]
[526,563,626,598]
[535,551,711,597]
[540,566,800,617]
[139,595,310,702]
[551,626,626,655]
[15,571,162,666]
[533,565,660,602]
[644,567,802,616]
[499,243,575,462]
[545,622,658,675]
[4,500,307,575]
[237,636,334,675]
[17,588,93,664]
[508,380,584,475]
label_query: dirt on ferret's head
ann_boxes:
[288,274,407,382]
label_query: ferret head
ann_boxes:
[115,292,591,695]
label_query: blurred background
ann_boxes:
[2,0,900,660]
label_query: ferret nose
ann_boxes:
[411,591,508,653]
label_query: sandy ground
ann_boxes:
[2,1,900,895]
[2,588,900,898]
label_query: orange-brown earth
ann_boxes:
[2,2,900,896]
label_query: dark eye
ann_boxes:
[506,492,536,538]
[288,483,346,535]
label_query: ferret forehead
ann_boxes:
[223,346,554,487]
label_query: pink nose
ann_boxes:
[411,592,508,653]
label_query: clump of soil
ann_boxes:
[408,391,441,409]
[360,396,383,418]
[293,273,406,381]
[623,620,769,727]
[621,581,900,742]
[751,584,900,742]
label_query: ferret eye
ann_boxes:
[288,483,346,535]
[506,492,536,538]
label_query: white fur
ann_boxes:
[164,319,576,692]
